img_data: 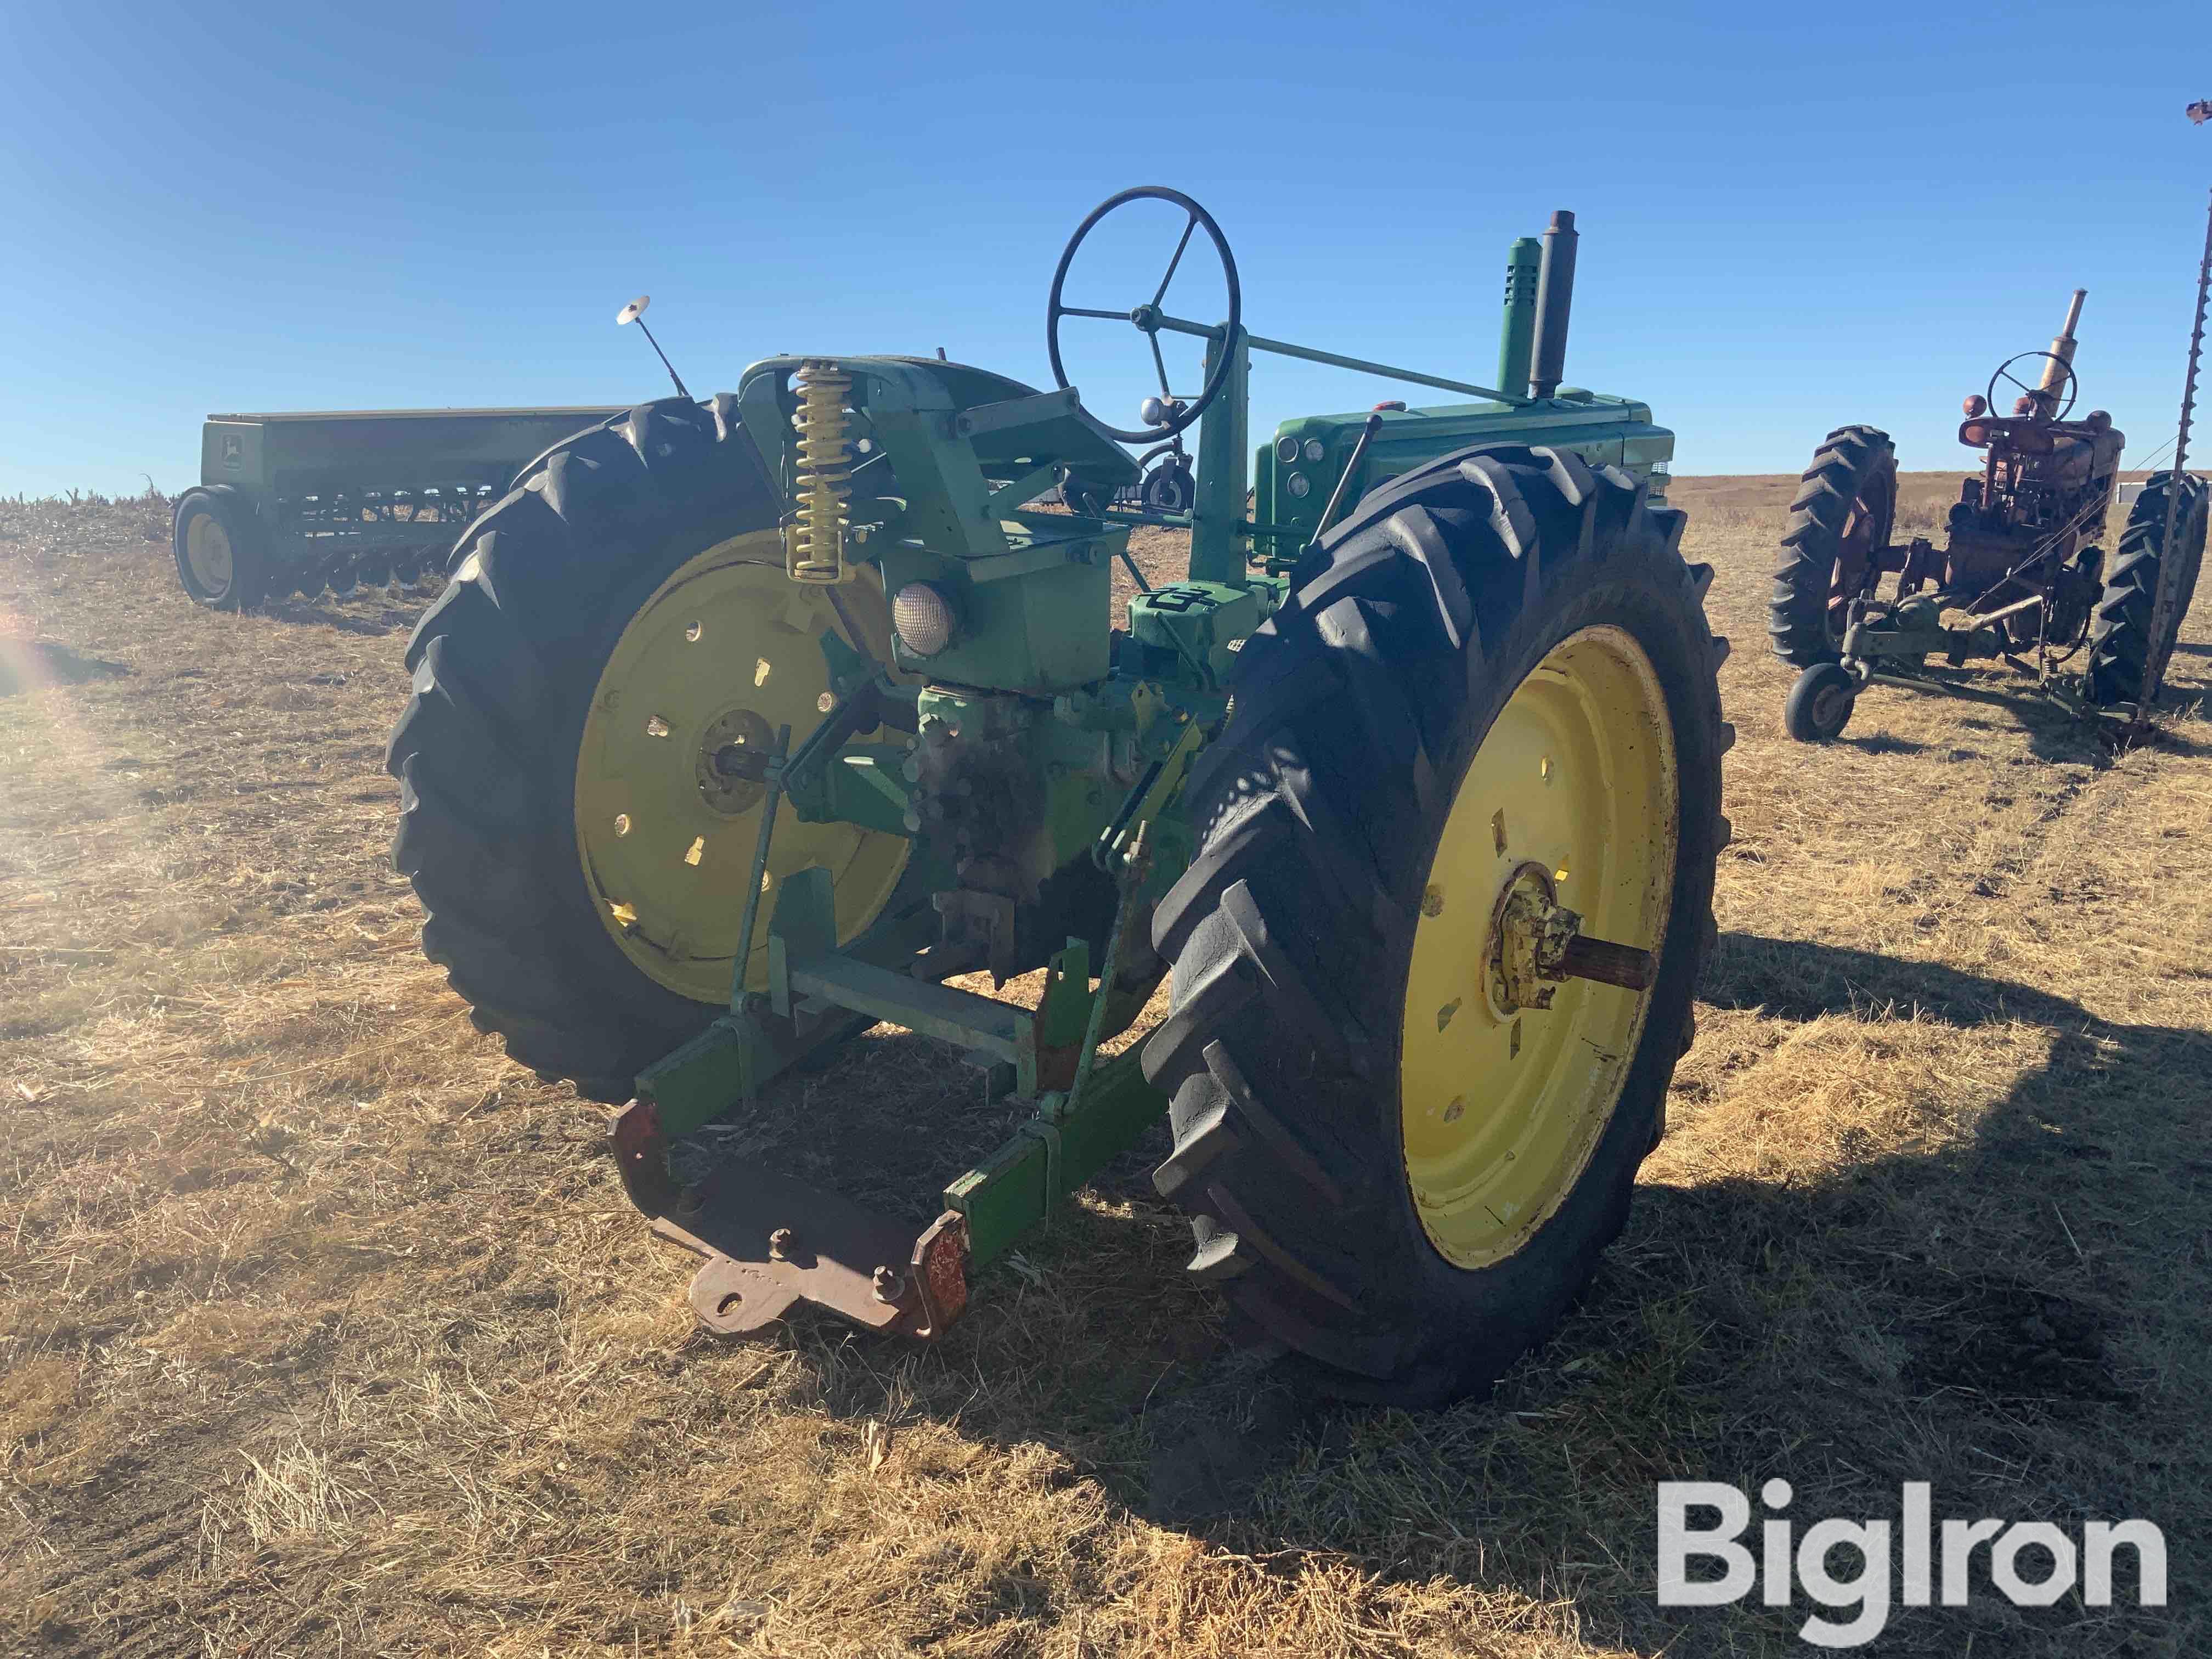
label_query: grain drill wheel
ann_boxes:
[386,397,912,1101]
[1769,426,1898,668]
[1141,444,1730,1406]
[172,486,269,611]
[2084,472,2208,708]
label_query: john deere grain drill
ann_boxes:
[387,189,1731,1405]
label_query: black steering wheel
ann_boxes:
[1047,185,1242,445]
[1987,351,2078,421]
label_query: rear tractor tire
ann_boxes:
[385,397,915,1101]
[173,486,270,611]
[2084,472,2208,709]
[1140,444,1729,1406]
[1769,426,1898,669]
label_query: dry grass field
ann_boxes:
[1,470,2207,1656]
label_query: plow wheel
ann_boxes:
[386,397,911,1100]
[1769,425,1898,668]
[2084,472,2208,708]
[1141,445,1728,1406]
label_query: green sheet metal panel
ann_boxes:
[1257,392,1675,546]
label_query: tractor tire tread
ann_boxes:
[1770,426,1896,669]
[1139,444,1724,1404]
[386,396,784,1093]
[2084,473,2208,707]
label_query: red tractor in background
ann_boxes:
[1770,289,2206,741]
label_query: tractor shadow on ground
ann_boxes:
[1135,932,2208,1493]
[1846,670,2144,766]
[1901,667,2209,762]
[1650,929,2210,1417]
[1840,730,1931,755]
[725,933,2208,1649]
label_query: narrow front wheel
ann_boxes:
[1784,662,1858,742]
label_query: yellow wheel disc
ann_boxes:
[1400,625,1677,1268]
[574,531,911,1003]
[184,512,234,592]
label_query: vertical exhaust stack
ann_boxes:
[1528,210,1578,400]
[2033,288,2086,413]
[1497,236,1542,404]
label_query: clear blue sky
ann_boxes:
[3,1,2207,498]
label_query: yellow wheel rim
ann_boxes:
[1400,625,1677,1268]
[575,531,911,1003]
[184,512,234,592]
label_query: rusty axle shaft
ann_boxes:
[1556,933,1656,992]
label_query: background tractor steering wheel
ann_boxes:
[1047,186,1242,445]
[1987,351,2078,421]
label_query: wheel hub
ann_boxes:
[184,512,234,592]
[696,707,775,814]
[1811,680,1854,731]
[1486,862,1577,1018]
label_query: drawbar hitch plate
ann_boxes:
[612,1096,970,1340]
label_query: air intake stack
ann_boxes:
[1497,236,1541,403]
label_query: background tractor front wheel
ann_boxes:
[1784,662,1858,742]
[385,398,912,1101]
[1141,445,1729,1406]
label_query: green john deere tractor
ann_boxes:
[387,188,1732,1404]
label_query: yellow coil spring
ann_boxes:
[788,360,852,584]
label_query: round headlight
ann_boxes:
[1275,435,1300,465]
[1302,438,1325,462]
[1286,472,1312,499]
[893,582,957,657]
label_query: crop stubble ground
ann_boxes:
[0,472,2206,1656]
